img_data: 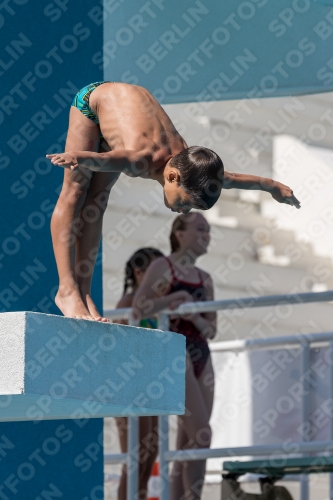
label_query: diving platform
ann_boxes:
[0,312,185,422]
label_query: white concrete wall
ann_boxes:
[263,135,333,263]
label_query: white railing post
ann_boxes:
[329,340,333,500]
[158,312,170,332]
[300,342,311,500]
[159,415,170,500]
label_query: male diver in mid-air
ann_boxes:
[46,81,300,321]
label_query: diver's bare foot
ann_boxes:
[82,291,110,322]
[55,286,93,320]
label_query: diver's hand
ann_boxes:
[46,152,79,171]
[271,182,301,209]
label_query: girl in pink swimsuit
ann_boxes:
[133,213,216,500]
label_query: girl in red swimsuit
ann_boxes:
[133,213,216,500]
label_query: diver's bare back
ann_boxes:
[89,83,187,174]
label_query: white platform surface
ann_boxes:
[0,312,185,422]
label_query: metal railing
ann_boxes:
[104,290,333,500]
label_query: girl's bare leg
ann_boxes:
[51,107,100,319]
[170,425,187,499]
[172,355,214,500]
[138,415,158,500]
[116,417,128,500]
[196,355,215,418]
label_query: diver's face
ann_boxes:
[163,183,194,214]
[163,166,195,214]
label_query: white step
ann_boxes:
[199,255,313,292]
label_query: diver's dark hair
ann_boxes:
[123,247,164,294]
[170,146,224,210]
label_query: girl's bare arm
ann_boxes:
[133,260,217,339]
[132,258,190,321]
[184,274,217,339]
